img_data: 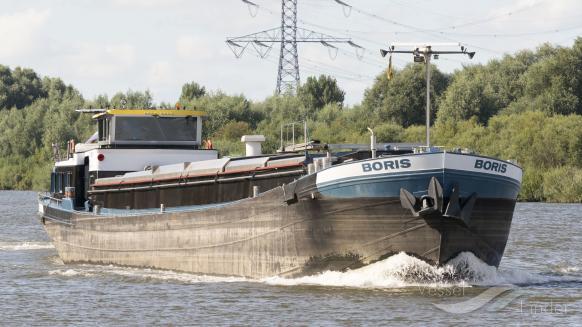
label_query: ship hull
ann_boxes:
[39,152,521,279]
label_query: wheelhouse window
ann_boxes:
[97,118,110,141]
[114,116,198,142]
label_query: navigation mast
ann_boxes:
[381,43,475,148]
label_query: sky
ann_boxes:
[0,0,581,105]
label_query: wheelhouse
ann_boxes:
[49,109,217,209]
[94,109,204,148]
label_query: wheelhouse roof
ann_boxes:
[92,109,207,119]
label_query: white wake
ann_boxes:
[49,265,249,283]
[0,241,54,251]
[47,252,566,288]
[264,252,554,288]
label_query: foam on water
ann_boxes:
[264,252,556,289]
[560,266,579,273]
[48,265,249,284]
[550,264,580,275]
[446,252,551,286]
[264,252,461,288]
[49,269,96,277]
[0,241,54,251]
[46,252,570,288]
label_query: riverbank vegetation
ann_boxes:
[1,39,581,202]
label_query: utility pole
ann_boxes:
[226,0,362,94]
[381,43,475,148]
[424,47,432,147]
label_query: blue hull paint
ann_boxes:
[317,168,520,200]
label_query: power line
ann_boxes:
[422,23,582,38]
[332,0,548,35]
[249,1,469,75]
[269,1,577,53]
[245,2,411,66]
[296,2,501,57]
[428,0,548,31]
[228,0,493,92]
[327,0,555,54]
[295,21,582,39]
[226,0,364,94]
[232,0,394,84]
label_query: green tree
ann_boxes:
[0,65,46,110]
[186,92,262,138]
[180,82,206,103]
[437,49,545,123]
[253,95,306,152]
[362,63,449,127]
[374,122,404,143]
[110,90,153,108]
[85,94,110,109]
[297,75,345,115]
[437,41,582,123]
[504,39,582,115]
[436,66,497,123]
[42,77,83,103]
[215,121,252,140]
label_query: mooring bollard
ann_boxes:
[160,203,165,212]
[253,186,260,198]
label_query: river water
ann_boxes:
[0,191,580,326]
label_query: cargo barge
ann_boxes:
[38,108,522,278]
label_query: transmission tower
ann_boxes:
[226,0,363,94]
[277,0,299,94]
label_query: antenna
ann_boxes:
[380,43,475,148]
[226,0,362,94]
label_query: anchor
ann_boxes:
[399,177,477,226]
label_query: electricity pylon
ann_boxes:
[226,0,362,94]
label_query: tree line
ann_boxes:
[1,38,581,202]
